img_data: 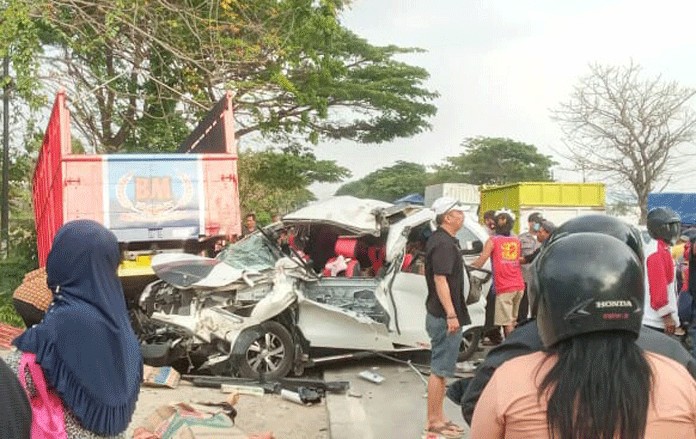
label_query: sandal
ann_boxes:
[423,425,463,439]
[445,421,464,433]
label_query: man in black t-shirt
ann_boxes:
[423,196,470,437]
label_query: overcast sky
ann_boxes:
[308,0,696,200]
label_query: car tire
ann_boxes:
[237,321,294,380]
[458,327,481,362]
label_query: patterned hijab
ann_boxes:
[14,220,142,436]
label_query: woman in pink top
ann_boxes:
[470,232,696,439]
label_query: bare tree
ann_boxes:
[553,62,696,223]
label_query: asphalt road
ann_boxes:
[320,349,484,439]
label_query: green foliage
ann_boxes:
[0,0,44,107]
[250,145,350,190]
[335,161,427,202]
[0,255,37,327]
[238,147,350,223]
[0,114,40,326]
[28,0,437,153]
[430,137,557,185]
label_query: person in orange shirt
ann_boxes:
[470,232,696,439]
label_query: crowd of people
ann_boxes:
[5,200,696,439]
[423,197,696,438]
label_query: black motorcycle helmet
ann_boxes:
[536,233,644,347]
[647,207,681,245]
[545,214,644,264]
[527,215,645,316]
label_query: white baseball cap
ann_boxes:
[431,197,469,215]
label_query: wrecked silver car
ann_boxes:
[132,196,492,379]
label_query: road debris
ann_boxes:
[142,365,181,388]
[358,370,385,384]
[221,384,265,396]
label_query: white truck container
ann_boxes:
[424,183,480,211]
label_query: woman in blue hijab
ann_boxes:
[10,220,142,437]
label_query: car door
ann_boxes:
[384,211,491,348]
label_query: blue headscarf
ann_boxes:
[14,220,142,436]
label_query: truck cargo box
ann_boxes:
[33,90,241,266]
[424,183,480,210]
[479,182,606,233]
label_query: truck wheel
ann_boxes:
[237,321,294,380]
[458,327,481,362]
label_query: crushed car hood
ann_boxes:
[151,253,248,289]
[282,196,393,236]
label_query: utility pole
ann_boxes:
[1,55,9,257]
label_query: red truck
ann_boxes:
[32,90,242,293]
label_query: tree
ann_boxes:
[430,137,556,185]
[335,161,427,202]
[0,0,43,105]
[27,0,437,153]
[238,147,349,222]
[553,62,696,223]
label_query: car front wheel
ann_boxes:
[237,321,294,380]
[458,327,481,362]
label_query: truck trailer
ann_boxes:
[424,183,480,211]
[32,90,242,294]
[479,182,606,233]
[647,192,696,226]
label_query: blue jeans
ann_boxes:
[426,313,463,377]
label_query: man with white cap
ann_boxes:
[423,196,470,437]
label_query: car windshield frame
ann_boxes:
[216,232,280,272]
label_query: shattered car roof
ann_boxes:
[282,196,393,235]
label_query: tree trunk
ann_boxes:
[638,196,648,225]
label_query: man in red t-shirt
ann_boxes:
[473,209,525,337]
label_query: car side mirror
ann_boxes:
[461,240,483,255]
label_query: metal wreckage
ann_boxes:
[132,196,492,380]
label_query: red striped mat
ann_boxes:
[0,323,24,349]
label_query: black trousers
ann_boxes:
[517,287,529,324]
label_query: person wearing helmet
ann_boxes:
[470,233,696,438]
[472,209,525,337]
[482,210,496,236]
[450,215,696,426]
[644,207,681,334]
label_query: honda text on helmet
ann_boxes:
[535,232,644,347]
[647,207,681,245]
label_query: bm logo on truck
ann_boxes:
[116,170,194,221]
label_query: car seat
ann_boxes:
[368,246,386,274]
[323,237,361,277]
